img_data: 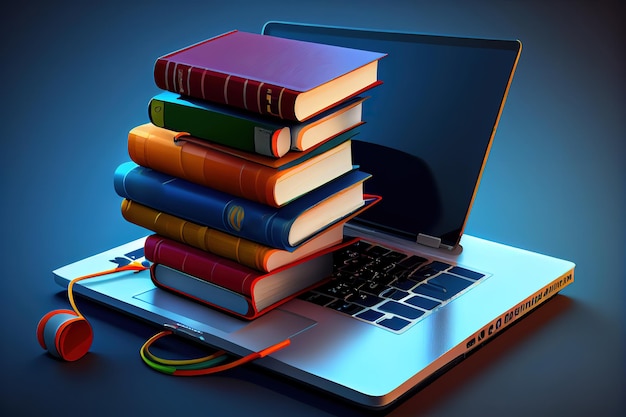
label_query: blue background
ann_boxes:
[1,1,623,416]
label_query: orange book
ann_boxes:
[127,123,355,207]
[121,199,345,272]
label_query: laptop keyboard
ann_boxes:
[299,239,489,333]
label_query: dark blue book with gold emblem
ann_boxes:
[113,161,371,250]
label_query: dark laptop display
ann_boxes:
[264,22,521,249]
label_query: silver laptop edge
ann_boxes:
[54,233,574,407]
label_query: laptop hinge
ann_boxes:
[416,233,442,249]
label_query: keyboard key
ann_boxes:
[339,257,371,274]
[392,268,412,280]
[393,277,418,291]
[379,300,425,320]
[372,250,406,270]
[355,309,385,322]
[366,245,390,258]
[300,292,334,306]
[333,243,367,263]
[379,251,407,266]
[347,240,372,252]
[379,316,412,331]
[428,261,452,271]
[369,259,395,273]
[428,273,473,296]
[362,273,395,294]
[349,291,383,307]
[406,295,441,310]
[318,280,355,299]
[448,266,485,281]
[353,269,380,282]
[380,287,409,301]
[397,255,428,270]
[410,266,439,282]
[332,250,354,266]
[413,283,448,300]
[328,300,364,315]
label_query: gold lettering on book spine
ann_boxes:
[243,79,249,110]
[200,71,207,100]
[177,66,184,94]
[227,205,244,232]
[256,82,264,114]
[264,88,282,118]
[164,61,171,91]
[224,75,231,105]
[265,88,273,115]
[186,67,192,97]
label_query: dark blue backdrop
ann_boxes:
[1,1,623,416]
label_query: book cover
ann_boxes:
[144,235,352,319]
[153,30,385,121]
[148,92,365,157]
[127,123,355,207]
[120,199,345,272]
[113,162,371,249]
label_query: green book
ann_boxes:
[148,91,365,158]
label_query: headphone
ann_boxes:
[36,262,149,361]
[37,261,291,372]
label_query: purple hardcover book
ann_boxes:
[153,30,385,121]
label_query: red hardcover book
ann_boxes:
[153,30,385,121]
[144,235,355,319]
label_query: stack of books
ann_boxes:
[113,30,386,319]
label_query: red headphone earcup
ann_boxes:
[37,309,75,349]
[37,310,93,361]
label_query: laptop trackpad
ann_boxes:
[228,307,317,351]
[134,288,317,350]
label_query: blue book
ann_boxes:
[113,162,371,250]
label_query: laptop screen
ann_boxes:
[263,22,521,249]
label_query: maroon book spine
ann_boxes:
[154,59,298,120]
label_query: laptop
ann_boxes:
[52,21,575,408]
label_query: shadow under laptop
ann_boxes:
[51,290,575,417]
[208,295,577,416]
[389,294,576,416]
